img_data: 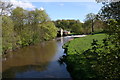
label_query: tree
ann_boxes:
[83,20,91,34]
[0,1,13,16]
[54,19,83,34]
[85,13,96,34]
[99,1,120,46]
[99,1,120,21]
[71,21,83,34]
[38,21,57,41]
[87,1,120,79]
[11,7,26,33]
[2,15,20,53]
[54,20,70,30]
[2,5,57,53]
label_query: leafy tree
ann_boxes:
[38,21,57,41]
[99,1,120,46]
[83,19,106,34]
[82,38,120,79]
[11,7,26,32]
[1,3,57,54]
[86,2,120,79]
[99,1,120,21]
[93,20,107,33]
[60,1,120,80]
[28,9,50,24]
[85,13,96,34]
[54,19,83,34]
[82,1,120,79]
[54,20,69,30]
[83,20,92,34]
[2,16,19,53]
[71,21,83,34]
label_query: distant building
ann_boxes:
[63,30,70,36]
[57,28,63,37]
[57,28,70,36]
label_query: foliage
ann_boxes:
[62,34,120,79]
[98,1,120,44]
[71,21,83,34]
[54,14,106,35]
[85,13,96,21]
[106,19,120,47]
[40,21,57,40]
[63,34,106,54]
[83,13,107,34]
[61,1,120,80]
[2,15,20,53]
[98,1,120,49]
[62,34,106,79]
[99,1,120,21]
[1,2,57,54]
[82,20,91,34]
[83,38,120,79]
[54,20,83,34]
[83,19,106,34]
[84,13,96,34]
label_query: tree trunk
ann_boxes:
[91,20,94,35]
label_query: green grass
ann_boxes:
[62,33,120,79]
[63,33,107,55]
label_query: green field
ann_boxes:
[63,33,107,55]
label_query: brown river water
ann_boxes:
[2,36,74,78]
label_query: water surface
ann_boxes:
[2,37,73,78]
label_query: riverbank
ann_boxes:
[62,33,107,79]
[2,15,57,55]
[2,36,73,78]
[63,34,107,54]
[2,38,57,58]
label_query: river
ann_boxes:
[2,36,74,79]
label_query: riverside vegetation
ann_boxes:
[60,1,120,80]
[1,1,105,55]
[1,1,120,79]
[1,2,57,54]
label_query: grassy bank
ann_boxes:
[63,33,107,54]
[62,33,109,80]
[62,33,120,79]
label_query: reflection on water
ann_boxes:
[2,37,73,78]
